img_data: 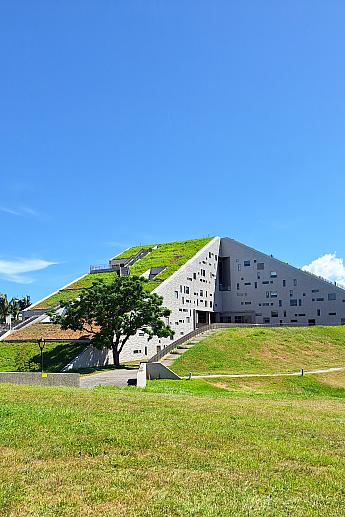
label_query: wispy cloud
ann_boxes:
[0,258,57,284]
[0,206,38,217]
[302,253,345,288]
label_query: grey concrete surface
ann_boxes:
[146,362,181,380]
[0,372,80,387]
[80,368,138,388]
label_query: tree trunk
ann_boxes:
[112,344,120,368]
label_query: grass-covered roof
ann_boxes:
[32,237,213,310]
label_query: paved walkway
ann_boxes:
[80,368,138,388]
[190,366,345,380]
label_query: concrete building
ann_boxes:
[20,236,345,365]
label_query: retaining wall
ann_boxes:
[0,372,80,387]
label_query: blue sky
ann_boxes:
[1,1,345,302]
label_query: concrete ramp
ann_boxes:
[137,362,181,387]
[147,362,181,380]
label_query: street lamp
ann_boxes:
[37,338,46,374]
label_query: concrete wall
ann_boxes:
[146,362,181,380]
[218,238,345,326]
[0,372,80,387]
[119,237,221,363]
[63,345,113,371]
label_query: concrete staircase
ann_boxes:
[160,329,219,368]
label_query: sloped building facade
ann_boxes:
[19,236,345,365]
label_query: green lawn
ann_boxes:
[0,381,344,516]
[0,341,85,372]
[146,369,345,399]
[172,326,345,376]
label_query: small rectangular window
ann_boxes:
[283,280,286,287]
[270,291,278,298]
[270,272,277,278]
[328,293,336,301]
[174,291,178,299]
[271,311,278,317]
[290,299,297,306]
[244,260,251,267]
[293,279,297,286]
[257,263,264,270]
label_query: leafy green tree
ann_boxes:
[19,295,31,310]
[0,294,10,324]
[51,276,174,367]
[10,298,21,321]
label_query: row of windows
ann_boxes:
[236,282,339,302]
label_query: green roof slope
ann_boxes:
[32,237,213,310]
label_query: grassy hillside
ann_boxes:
[33,237,213,310]
[0,341,85,373]
[0,382,343,516]
[147,369,345,399]
[172,326,345,376]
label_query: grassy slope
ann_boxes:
[0,382,344,516]
[172,326,345,376]
[33,237,212,309]
[0,341,85,373]
[147,369,345,399]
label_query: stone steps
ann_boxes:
[161,328,219,367]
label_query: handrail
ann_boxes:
[148,323,238,363]
[148,322,311,363]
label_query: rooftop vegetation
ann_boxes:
[31,237,213,310]
[113,237,213,282]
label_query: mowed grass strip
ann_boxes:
[146,370,345,399]
[0,383,344,516]
[172,326,345,376]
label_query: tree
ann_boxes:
[19,295,31,311]
[9,298,21,321]
[0,294,10,324]
[51,276,174,367]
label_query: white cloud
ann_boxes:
[0,206,38,217]
[0,258,57,284]
[302,253,345,288]
[0,207,21,216]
